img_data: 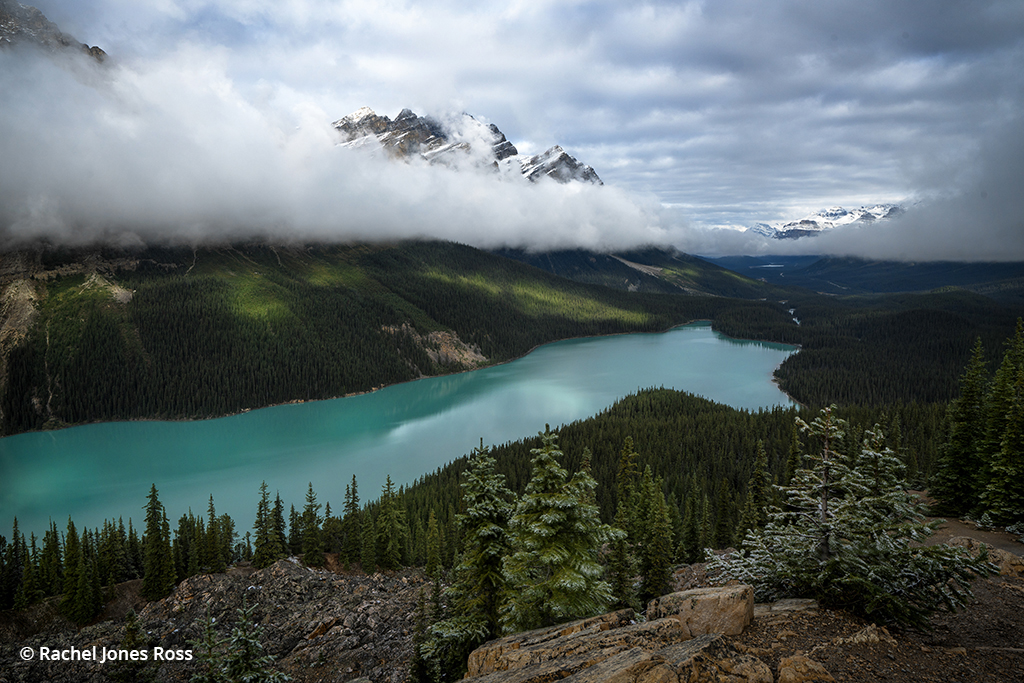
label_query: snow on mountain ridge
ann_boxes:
[748,204,903,239]
[332,107,601,185]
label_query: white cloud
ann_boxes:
[5,0,1024,260]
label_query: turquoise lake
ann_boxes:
[0,322,796,537]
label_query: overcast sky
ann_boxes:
[2,0,1023,259]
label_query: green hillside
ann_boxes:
[0,242,738,435]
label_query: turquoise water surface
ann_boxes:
[0,322,796,536]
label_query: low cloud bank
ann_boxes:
[0,47,684,253]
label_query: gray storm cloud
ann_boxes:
[3,0,1024,260]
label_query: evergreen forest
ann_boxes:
[2,240,1024,679]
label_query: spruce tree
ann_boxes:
[39,520,63,596]
[141,484,175,601]
[608,438,641,610]
[301,483,325,567]
[376,475,405,571]
[222,600,292,683]
[253,482,284,569]
[360,511,376,573]
[425,509,442,581]
[931,339,989,514]
[982,368,1024,523]
[207,496,226,573]
[711,407,996,629]
[342,476,361,564]
[738,440,771,545]
[499,430,621,634]
[426,442,514,676]
[637,466,674,602]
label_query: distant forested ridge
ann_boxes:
[1,240,1022,436]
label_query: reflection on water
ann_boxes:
[0,323,795,536]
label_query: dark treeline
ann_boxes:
[393,389,946,565]
[931,321,1024,524]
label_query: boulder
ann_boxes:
[776,655,835,683]
[646,585,755,636]
[464,633,771,683]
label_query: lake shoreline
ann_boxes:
[5,318,801,438]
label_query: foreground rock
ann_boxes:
[0,559,425,683]
[464,585,773,683]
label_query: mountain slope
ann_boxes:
[493,247,795,299]
[0,241,733,436]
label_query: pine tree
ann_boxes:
[738,440,771,545]
[301,483,325,567]
[222,599,292,683]
[637,466,674,602]
[426,442,514,676]
[360,511,376,572]
[253,482,284,569]
[931,339,989,514]
[678,479,703,564]
[376,475,405,571]
[60,518,81,616]
[425,509,442,581]
[141,484,175,601]
[39,520,63,597]
[342,475,361,564]
[982,368,1024,523]
[207,496,226,573]
[608,438,641,611]
[711,407,997,629]
[499,430,621,634]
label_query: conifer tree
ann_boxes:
[301,483,325,567]
[141,484,175,600]
[982,369,1024,523]
[361,511,376,572]
[500,430,621,634]
[678,479,703,564]
[14,534,42,610]
[376,476,405,571]
[222,600,292,683]
[39,520,63,596]
[207,495,226,573]
[637,466,674,602]
[253,482,284,569]
[287,505,301,556]
[931,339,989,514]
[342,476,361,564]
[738,440,771,545]
[711,407,996,629]
[426,442,514,675]
[60,518,81,615]
[425,509,442,581]
[608,438,641,610]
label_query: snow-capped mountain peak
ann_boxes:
[332,107,601,185]
[747,204,903,239]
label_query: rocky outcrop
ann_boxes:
[333,107,601,185]
[464,585,769,683]
[776,655,836,683]
[646,584,754,637]
[1,559,425,683]
[0,0,105,59]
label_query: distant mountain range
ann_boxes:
[333,107,602,185]
[747,204,903,240]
